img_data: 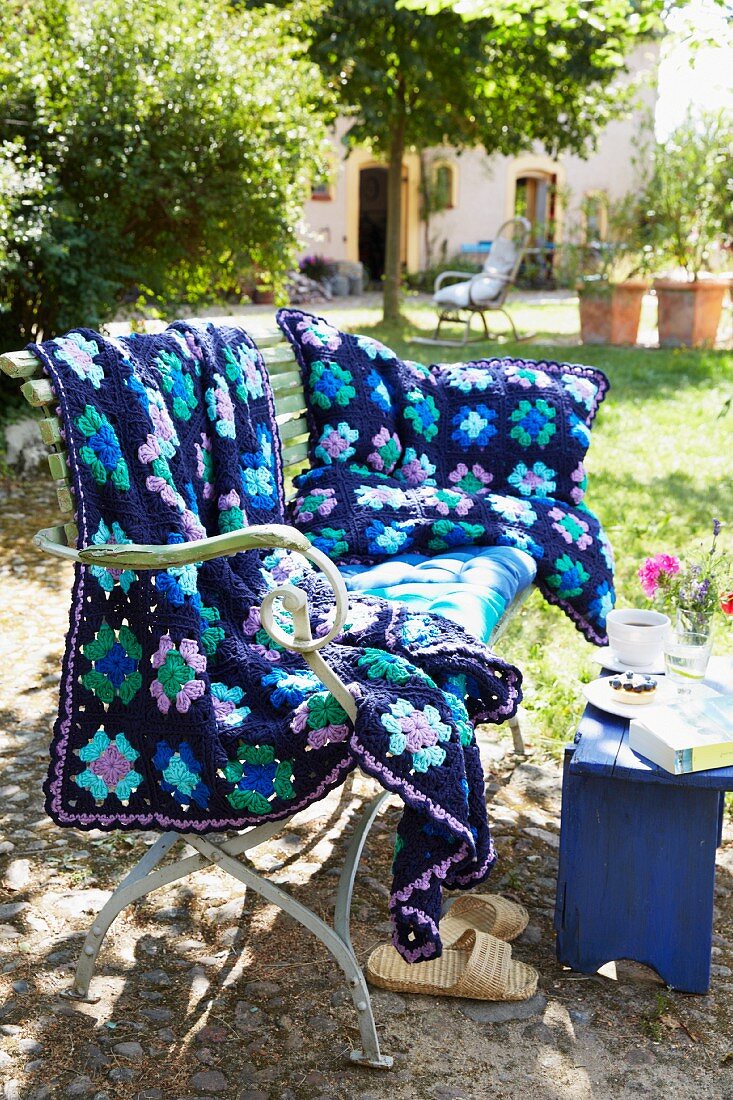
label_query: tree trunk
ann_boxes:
[382,112,405,324]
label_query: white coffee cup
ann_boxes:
[606,608,671,668]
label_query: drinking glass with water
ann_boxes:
[663,626,713,696]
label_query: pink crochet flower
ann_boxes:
[638,553,681,598]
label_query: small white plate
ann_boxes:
[591,646,665,676]
[582,675,717,720]
[583,675,673,719]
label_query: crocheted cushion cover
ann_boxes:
[394,355,607,505]
[33,321,523,963]
[276,309,608,505]
[277,308,403,474]
[292,464,615,645]
[340,546,537,644]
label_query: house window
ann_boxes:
[433,162,456,211]
[583,191,608,243]
[311,182,332,202]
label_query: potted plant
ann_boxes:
[573,193,653,346]
[642,110,732,348]
[253,276,275,305]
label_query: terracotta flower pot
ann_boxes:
[253,286,275,305]
[578,280,648,346]
[653,277,730,348]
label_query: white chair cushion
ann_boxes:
[434,279,473,308]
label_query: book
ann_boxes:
[629,696,733,775]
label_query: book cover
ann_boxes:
[629,698,733,775]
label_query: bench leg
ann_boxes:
[64,804,392,1068]
[555,749,720,994]
[507,713,525,755]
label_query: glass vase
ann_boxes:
[675,605,715,642]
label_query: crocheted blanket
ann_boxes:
[33,322,522,962]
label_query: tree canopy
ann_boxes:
[0,0,332,345]
[307,0,667,321]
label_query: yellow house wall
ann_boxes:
[299,45,658,271]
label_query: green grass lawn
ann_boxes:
[321,292,733,753]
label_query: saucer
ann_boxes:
[591,646,665,676]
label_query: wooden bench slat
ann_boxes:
[56,484,74,515]
[0,350,43,380]
[250,330,284,349]
[48,451,69,481]
[275,392,308,418]
[21,377,55,408]
[279,416,309,443]
[271,370,301,394]
[39,416,62,446]
[282,440,310,467]
[261,345,298,368]
[64,521,79,547]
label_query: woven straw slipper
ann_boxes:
[366,929,538,1001]
[441,893,529,949]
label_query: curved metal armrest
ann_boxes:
[35,520,353,658]
[70,524,313,569]
[434,270,475,292]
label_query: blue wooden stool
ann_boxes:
[555,657,733,994]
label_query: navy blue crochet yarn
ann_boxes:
[32,321,522,963]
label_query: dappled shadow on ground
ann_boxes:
[2,461,733,1098]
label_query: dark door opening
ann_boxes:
[358,167,388,283]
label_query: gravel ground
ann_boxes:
[2,478,733,1100]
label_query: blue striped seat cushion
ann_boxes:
[339,546,536,644]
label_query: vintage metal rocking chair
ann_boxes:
[418,216,531,347]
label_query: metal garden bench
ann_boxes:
[0,325,527,1069]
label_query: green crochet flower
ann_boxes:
[547,554,591,599]
[222,742,296,814]
[509,399,557,449]
[304,692,348,729]
[75,405,129,489]
[357,648,411,686]
[81,620,143,705]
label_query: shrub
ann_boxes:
[0,0,333,347]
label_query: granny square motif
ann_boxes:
[394,356,609,505]
[277,308,403,474]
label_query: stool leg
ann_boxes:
[556,758,719,994]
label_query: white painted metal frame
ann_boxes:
[1,331,528,1069]
[40,524,394,1069]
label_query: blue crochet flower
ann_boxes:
[262,668,321,709]
[450,405,497,448]
[153,741,210,810]
[568,412,591,448]
[155,563,200,607]
[309,360,356,409]
[308,527,349,558]
[509,399,557,448]
[365,520,413,555]
[547,554,591,599]
[589,580,614,624]
[367,370,394,413]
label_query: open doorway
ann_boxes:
[358,167,388,283]
[514,170,557,286]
